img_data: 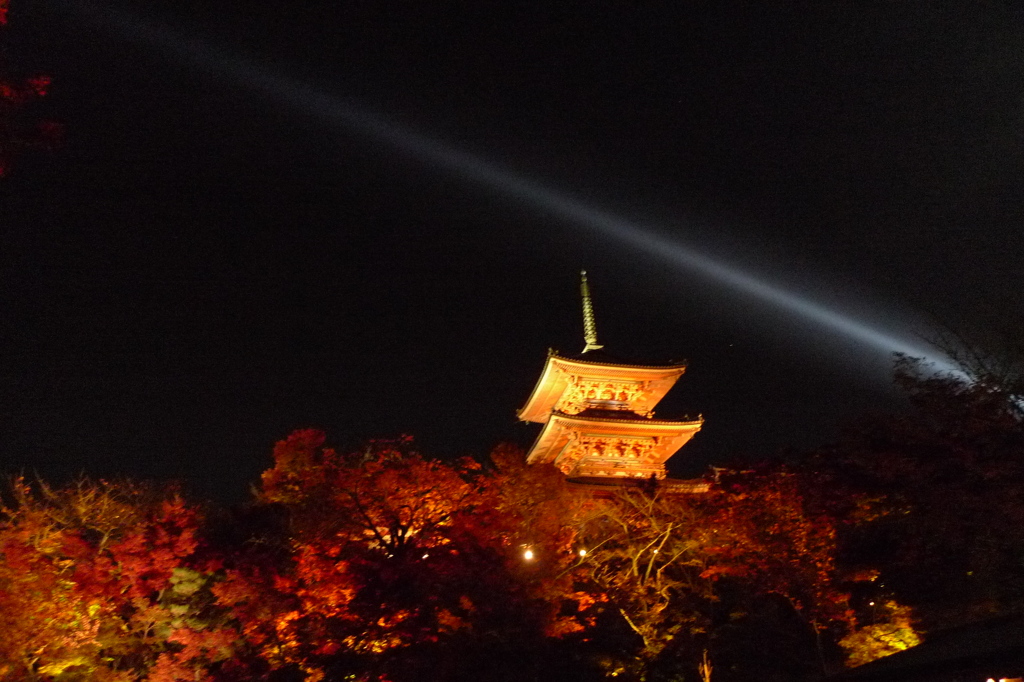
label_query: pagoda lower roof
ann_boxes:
[525,409,703,470]
[545,409,703,427]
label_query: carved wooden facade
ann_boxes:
[518,351,703,481]
[519,272,703,486]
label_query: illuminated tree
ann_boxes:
[259,431,489,560]
[0,480,107,680]
[223,432,541,679]
[0,478,239,681]
[698,469,858,679]
[838,599,920,667]
[1,424,950,681]
[572,489,714,662]
[702,471,851,624]
[486,443,605,637]
[220,433,613,681]
[571,471,855,680]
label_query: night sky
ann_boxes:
[2,1,1023,501]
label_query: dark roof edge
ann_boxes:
[551,410,703,427]
[550,350,688,371]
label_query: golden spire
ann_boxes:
[580,270,604,353]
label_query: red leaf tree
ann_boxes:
[0,478,240,681]
[218,431,599,681]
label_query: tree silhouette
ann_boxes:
[0,0,59,177]
[806,353,1024,633]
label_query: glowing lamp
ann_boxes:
[523,548,535,561]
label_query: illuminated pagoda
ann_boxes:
[518,272,705,490]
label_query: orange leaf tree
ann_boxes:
[0,478,240,681]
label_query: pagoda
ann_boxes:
[518,272,704,488]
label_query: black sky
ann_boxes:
[2,1,1023,501]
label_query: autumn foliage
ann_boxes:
[216,432,601,681]
[0,435,861,681]
[0,479,238,682]
[9,352,1020,680]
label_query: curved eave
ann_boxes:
[517,350,566,423]
[549,351,688,372]
[518,350,689,423]
[525,410,703,466]
[549,410,704,429]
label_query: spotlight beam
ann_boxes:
[57,1,958,374]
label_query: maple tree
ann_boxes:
[255,431,501,664]
[1,416,976,680]
[697,469,860,678]
[214,431,593,681]
[486,443,607,635]
[568,470,857,680]
[0,478,239,681]
[0,480,107,680]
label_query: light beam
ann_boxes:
[54,1,959,375]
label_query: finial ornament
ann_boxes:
[580,270,604,353]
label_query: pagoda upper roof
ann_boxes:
[555,349,688,370]
[517,350,688,423]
